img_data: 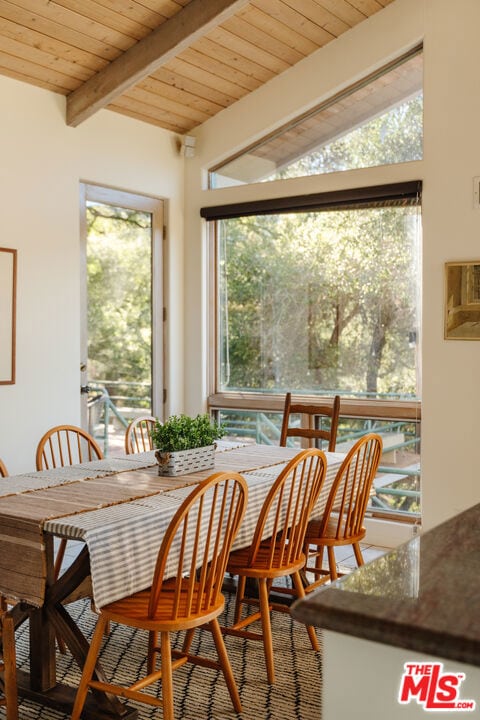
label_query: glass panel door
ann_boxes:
[80,185,164,455]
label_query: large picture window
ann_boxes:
[208,185,421,401]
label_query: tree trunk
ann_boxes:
[366,320,388,394]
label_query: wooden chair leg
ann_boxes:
[258,578,275,684]
[53,539,67,579]
[353,542,365,567]
[182,629,196,655]
[2,612,18,720]
[71,617,108,720]
[54,541,108,655]
[327,547,338,580]
[160,631,174,720]
[314,546,324,573]
[291,571,319,652]
[234,575,246,624]
[52,539,68,655]
[147,630,158,674]
[209,619,242,713]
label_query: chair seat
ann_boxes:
[227,542,306,579]
[101,579,225,632]
[305,517,366,546]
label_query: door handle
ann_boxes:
[80,385,91,394]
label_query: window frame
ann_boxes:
[208,44,423,189]
[205,181,422,411]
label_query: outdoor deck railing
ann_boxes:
[88,381,151,455]
[219,410,421,519]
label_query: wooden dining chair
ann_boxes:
[280,392,341,451]
[224,448,327,684]
[36,424,104,652]
[303,433,383,590]
[0,608,18,720]
[124,415,156,454]
[71,471,248,720]
[36,424,104,579]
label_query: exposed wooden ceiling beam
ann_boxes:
[66,0,250,128]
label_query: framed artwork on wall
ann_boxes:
[445,260,480,340]
[0,247,17,383]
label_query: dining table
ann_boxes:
[0,441,344,719]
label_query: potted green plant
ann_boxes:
[151,413,225,476]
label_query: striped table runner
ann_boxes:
[45,449,344,608]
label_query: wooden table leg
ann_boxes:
[29,533,56,691]
[28,605,56,691]
[18,542,138,720]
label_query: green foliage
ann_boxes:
[274,94,423,180]
[219,205,420,399]
[86,203,152,387]
[151,414,225,452]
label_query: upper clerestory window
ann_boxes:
[209,45,423,189]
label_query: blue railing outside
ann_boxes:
[88,381,151,455]
[218,408,420,518]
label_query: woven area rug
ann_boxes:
[13,593,323,719]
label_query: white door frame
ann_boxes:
[79,182,165,429]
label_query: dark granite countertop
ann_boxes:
[292,503,480,666]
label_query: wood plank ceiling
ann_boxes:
[0,0,394,134]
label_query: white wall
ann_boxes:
[421,0,480,530]
[0,77,185,473]
[184,0,480,533]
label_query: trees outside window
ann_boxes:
[218,203,420,401]
[86,202,152,392]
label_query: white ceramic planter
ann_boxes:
[155,444,215,476]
